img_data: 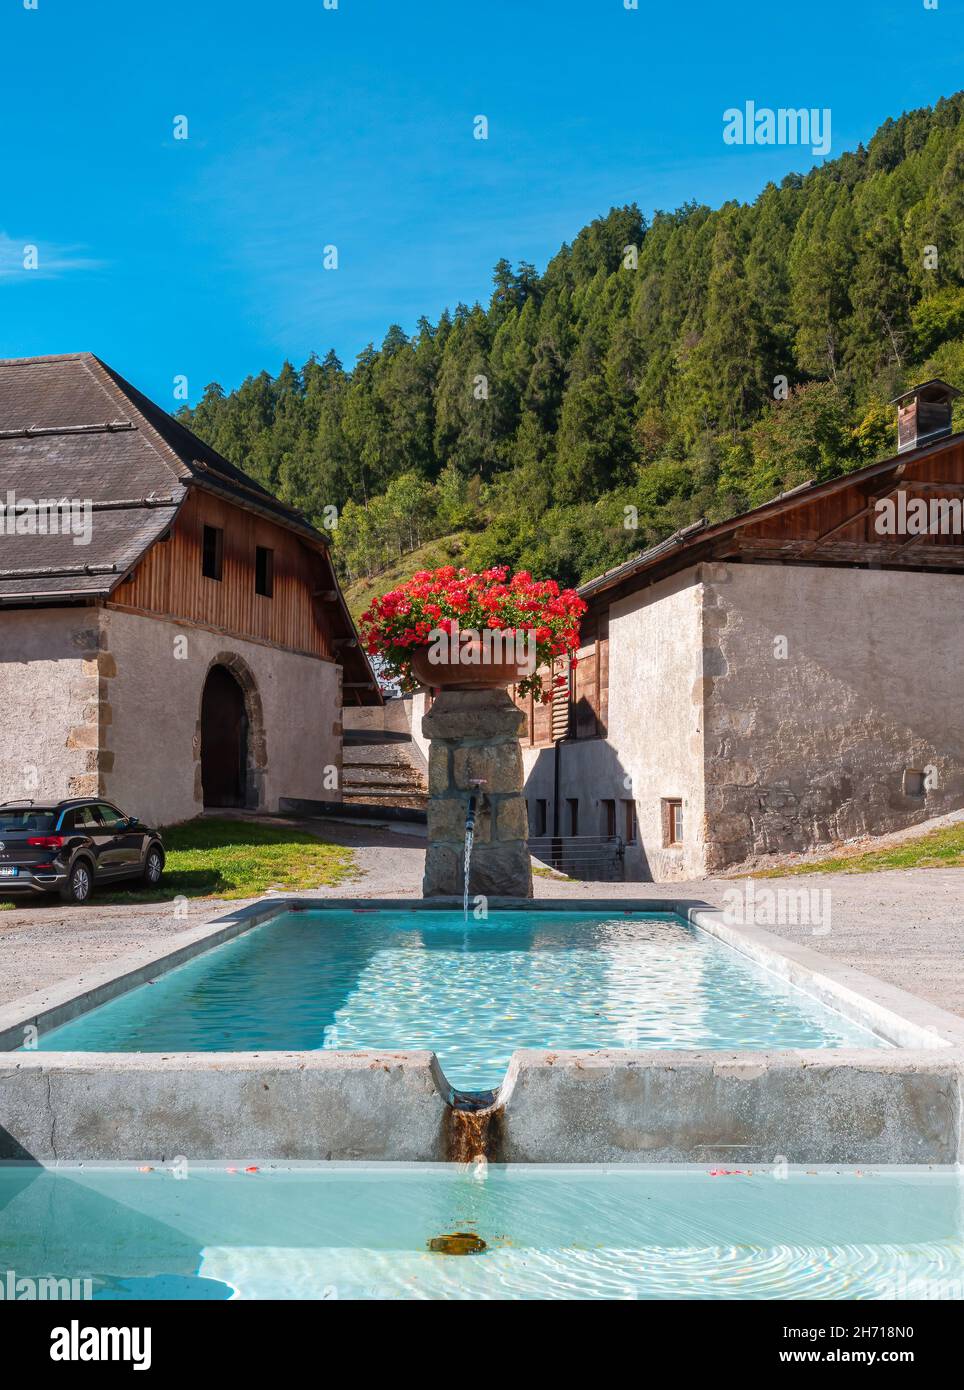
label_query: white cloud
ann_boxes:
[0,232,105,280]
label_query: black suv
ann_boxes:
[0,800,165,904]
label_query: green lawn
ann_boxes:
[753,822,964,877]
[100,817,356,902]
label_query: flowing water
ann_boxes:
[462,797,476,922]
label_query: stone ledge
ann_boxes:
[496,1049,964,1165]
[3,1047,960,1165]
[422,688,526,741]
[0,1052,450,1162]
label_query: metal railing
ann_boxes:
[528,834,626,882]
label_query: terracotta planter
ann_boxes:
[410,634,533,690]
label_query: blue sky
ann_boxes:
[1,0,962,406]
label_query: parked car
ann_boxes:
[0,799,165,903]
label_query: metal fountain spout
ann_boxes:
[463,779,488,920]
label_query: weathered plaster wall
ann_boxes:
[0,607,105,803]
[701,563,964,869]
[343,694,415,738]
[410,690,430,763]
[102,608,343,825]
[523,568,706,880]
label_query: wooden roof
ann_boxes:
[580,426,964,608]
[0,353,379,699]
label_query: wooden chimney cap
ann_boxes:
[891,378,961,405]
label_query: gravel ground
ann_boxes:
[1,817,962,1017]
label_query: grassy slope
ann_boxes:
[753,823,964,877]
[341,532,468,622]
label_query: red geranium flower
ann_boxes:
[358,564,587,701]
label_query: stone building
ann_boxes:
[506,379,964,879]
[0,353,378,825]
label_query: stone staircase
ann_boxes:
[342,732,428,813]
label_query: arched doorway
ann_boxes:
[200,664,249,808]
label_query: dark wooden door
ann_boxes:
[201,665,248,808]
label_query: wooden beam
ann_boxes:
[733,537,964,565]
[804,479,908,553]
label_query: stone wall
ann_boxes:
[0,607,105,803]
[700,563,964,869]
[422,689,532,898]
[0,604,345,825]
[342,693,415,739]
[103,608,344,825]
[410,689,430,763]
[520,562,964,878]
[521,568,707,881]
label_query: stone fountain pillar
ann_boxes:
[421,688,533,899]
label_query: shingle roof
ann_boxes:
[0,352,380,699]
[0,353,327,601]
[0,351,340,604]
[0,355,182,600]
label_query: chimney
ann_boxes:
[891,379,961,454]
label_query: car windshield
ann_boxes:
[0,809,57,835]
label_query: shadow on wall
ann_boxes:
[522,741,653,882]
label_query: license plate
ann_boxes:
[0,866,19,877]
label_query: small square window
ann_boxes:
[255,546,274,598]
[202,525,223,581]
[902,769,925,798]
[664,798,683,846]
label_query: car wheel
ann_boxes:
[60,859,93,904]
[142,845,165,887]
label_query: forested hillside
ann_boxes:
[179,93,964,611]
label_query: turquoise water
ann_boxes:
[0,1164,960,1300]
[33,909,884,1089]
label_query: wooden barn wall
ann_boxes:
[737,440,964,552]
[110,490,336,660]
[511,641,605,749]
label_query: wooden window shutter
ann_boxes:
[551,657,571,741]
[573,647,598,739]
[596,608,609,736]
[532,684,552,746]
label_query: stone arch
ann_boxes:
[194,652,267,809]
